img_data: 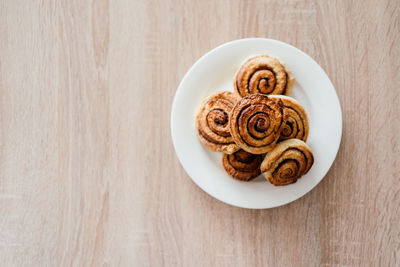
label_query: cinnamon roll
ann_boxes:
[229,94,288,154]
[234,55,295,97]
[269,95,309,142]
[260,139,314,186]
[222,150,263,181]
[195,91,240,154]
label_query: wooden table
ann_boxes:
[1,0,399,266]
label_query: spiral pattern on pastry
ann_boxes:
[196,91,241,154]
[229,94,288,154]
[234,55,295,97]
[269,95,309,142]
[222,150,263,181]
[260,139,314,186]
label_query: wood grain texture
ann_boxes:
[0,0,399,266]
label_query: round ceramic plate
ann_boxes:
[171,38,342,209]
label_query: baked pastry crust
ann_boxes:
[195,91,241,154]
[234,54,295,97]
[222,150,263,181]
[229,94,288,154]
[260,139,314,186]
[269,95,309,142]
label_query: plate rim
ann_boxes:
[170,38,342,209]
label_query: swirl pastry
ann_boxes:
[234,55,295,97]
[229,94,288,154]
[260,139,314,186]
[222,150,263,181]
[269,95,309,142]
[196,91,241,154]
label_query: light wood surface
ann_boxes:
[1,0,399,266]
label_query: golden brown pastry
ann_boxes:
[260,139,314,186]
[234,54,295,97]
[222,150,263,181]
[195,91,241,154]
[229,94,288,154]
[269,95,309,142]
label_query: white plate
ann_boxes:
[171,38,342,209]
